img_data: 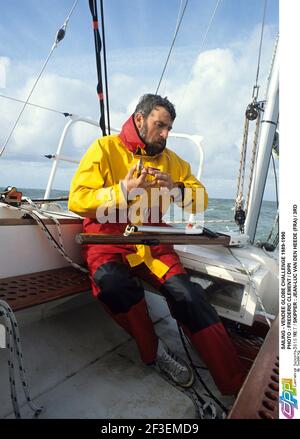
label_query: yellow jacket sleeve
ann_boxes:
[174,156,208,214]
[68,140,127,218]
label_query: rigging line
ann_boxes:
[89,0,107,136]
[178,0,222,110]
[99,0,111,135]
[177,323,228,414]
[155,0,189,95]
[271,149,279,209]
[0,93,71,117]
[175,0,184,38]
[252,0,268,100]
[2,202,88,273]
[161,0,184,96]
[0,300,44,419]
[62,0,79,30]
[245,111,261,214]
[0,0,79,158]
[265,33,279,98]
[266,208,278,245]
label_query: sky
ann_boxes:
[0,0,281,200]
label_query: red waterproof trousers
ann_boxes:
[86,246,245,396]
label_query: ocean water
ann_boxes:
[2,187,278,243]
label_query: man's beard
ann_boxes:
[139,125,166,156]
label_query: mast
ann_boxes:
[244,41,279,243]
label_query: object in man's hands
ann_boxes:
[137,158,143,177]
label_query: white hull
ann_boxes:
[0,221,82,278]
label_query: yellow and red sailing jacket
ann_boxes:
[68,115,208,285]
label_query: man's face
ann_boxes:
[136,106,173,156]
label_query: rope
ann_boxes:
[234,1,269,232]
[0,0,78,158]
[0,300,44,418]
[155,0,189,95]
[0,193,87,419]
[99,0,111,135]
[89,0,107,136]
[0,93,71,117]
[245,111,261,214]
[234,116,250,233]
[177,324,228,415]
[271,151,279,210]
[265,209,279,247]
[235,117,250,208]
[24,198,67,255]
[234,103,263,232]
[155,345,218,419]
[1,203,88,274]
[156,369,217,419]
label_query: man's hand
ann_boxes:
[147,167,174,191]
[122,165,150,194]
[122,165,180,197]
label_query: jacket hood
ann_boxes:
[118,115,145,154]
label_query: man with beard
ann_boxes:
[68,94,245,395]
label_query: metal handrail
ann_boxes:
[44,116,204,200]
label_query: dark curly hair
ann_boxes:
[134,94,176,121]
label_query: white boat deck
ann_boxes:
[0,291,233,419]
